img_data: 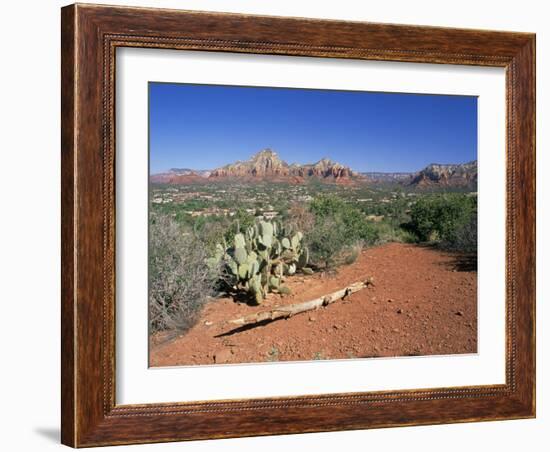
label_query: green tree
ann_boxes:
[409,194,476,244]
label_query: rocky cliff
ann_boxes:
[150,149,477,189]
[408,161,477,188]
[209,149,355,183]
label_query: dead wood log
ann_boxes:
[227,280,370,327]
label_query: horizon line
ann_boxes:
[150,148,477,175]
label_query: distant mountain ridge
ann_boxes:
[362,161,477,188]
[361,172,414,183]
[209,149,355,183]
[408,161,477,188]
[150,149,477,189]
[169,168,211,176]
[150,168,211,184]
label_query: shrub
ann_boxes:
[408,194,476,243]
[287,202,316,235]
[309,194,379,247]
[309,194,347,218]
[149,215,221,334]
[306,194,380,268]
[306,216,349,268]
[441,213,477,253]
[399,229,420,244]
[376,221,419,244]
[342,243,361,265]
[193,216,231,255]
[342,208,379,245]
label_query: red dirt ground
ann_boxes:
[150,243,477,366]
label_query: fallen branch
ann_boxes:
[227,280,371,327]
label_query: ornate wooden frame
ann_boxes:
[61,3,536,447]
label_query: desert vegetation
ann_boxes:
[150,181,477,337]
[309,195,379,262]
[206,219,311,305]
[406,193,477,252]
[149,215,221,334]
[147,83,479,364]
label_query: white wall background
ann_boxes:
[0,1,545,451]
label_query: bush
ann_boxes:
[149,215,221,334]
[193,216,230,254]
[306,195,378,268]
[287,202,316,235]
[376,221,419,244]
[306,216,349,268]
[343,208,379,245]
[309,194,379,246]
[441,213,477,253]
[408,194,476,243]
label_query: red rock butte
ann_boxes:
[208,149,356,183]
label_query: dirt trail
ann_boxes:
[150,243,477,366]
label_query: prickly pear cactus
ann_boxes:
[207,219,313,305]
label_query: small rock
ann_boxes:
[397,309,403,314]
[455,311,464,316]
[309,316,316,322]
[387,298,394,303]
[214,349,233,364]
[204,321,213,326]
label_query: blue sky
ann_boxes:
[149,82,477,174]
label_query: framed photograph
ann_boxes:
[61,3,535,447]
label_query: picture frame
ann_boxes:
[61,3,535,447]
